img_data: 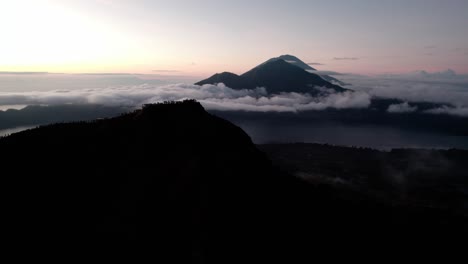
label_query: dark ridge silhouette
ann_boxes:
[2,100,466,261]
[196,57,346,94]
[0,104,128,130]
[195,71,249,90]
[0,98,453,135]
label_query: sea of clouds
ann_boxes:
[335,70,468,116]
[0,83,370,113]
[0,70,467,116]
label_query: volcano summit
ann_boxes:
[196,55,347,94]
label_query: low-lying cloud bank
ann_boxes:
[425,105,468,117]
[387,102,417,113]
[200,89,370,112]
[0,83,370,113]
[0,69,467,116]
[335,70,468,116]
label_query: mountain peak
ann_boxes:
[243,58,309,76]
[268,55,348,85]
[217,71,239,76]
[270,54,316,71]
[278,54,304,61]
[255,57,295,68]
[240,58,346,94]
[195,55,347,94]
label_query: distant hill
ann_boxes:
[2,100,466,261]
[195,71,250,90]
[196,58,347,94]
[0,104,127,130]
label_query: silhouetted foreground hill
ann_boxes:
[2,100,466,261]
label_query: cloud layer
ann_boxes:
[0,83,371,113]
[0,70,467,116]
[425,106,468,117]
[336,70,468,116]
[387,102,417,113]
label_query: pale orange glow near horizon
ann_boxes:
[1,0,467,76]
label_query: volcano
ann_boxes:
[196,55,347,94]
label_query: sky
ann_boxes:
[1,0,467,76]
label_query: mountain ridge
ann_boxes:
[2,100,466,260]
[196,57,347,94]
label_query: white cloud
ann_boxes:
[338,72,468,108]
[425,106,468,117]
[387,102,417,113]
[1,71,468,117]
[0,83,370,113]
[380,69,467,80]
[199,90,370,112]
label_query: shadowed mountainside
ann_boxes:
[2,100,466,261]
[196,58,346,94]
[266,54,348,85]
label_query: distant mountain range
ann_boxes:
[196,55,347,94]
[0,104,127,130]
